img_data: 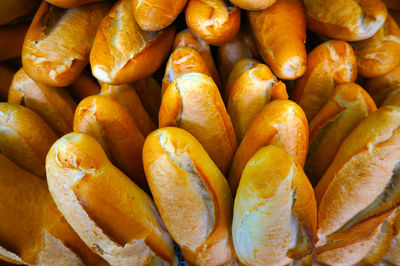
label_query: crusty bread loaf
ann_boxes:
[232,145,317,265]
[365,64,400,105]
[22,1,110,87]
[143,127,235,265]
[46,132,177,265]
[227,62,288,141]
[0,103,58,178]
[315,106,400,252]
[305,83,377,186]
[132,0,187,31]
[132,77,162,124]
[73,95,147,189]
[248,0,307,80]
[0,64,16,101]
[90,0,176,84]
[159,73,237,175]
[8,68,77,136]
[46,0,104,8]
[228,0,276,10]
[185,0,241,45]
[293,40,358,121]
[69,71,100,102]
[381,86,400,107]
[228,99,308,195]
[304,0,388,41]
[0,0,40,25]
[0,23,28,62]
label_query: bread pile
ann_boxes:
[0,0,399,265]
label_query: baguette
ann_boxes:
[69,71,100,102]
[132,77,161,124]
[0,0,40,25]
[0,64,16,101]
[305,83,377,186]
[143,127,234,265]
[228,0,276,10]
[304,0,388,41]
[248,0,307,80]
[0,103,58,178]
[228,99,308,195]
[185,0,241,46]
[381,86,400,107]
[46,132,177,265]
[365,64,400,105]
[22,1,110,87]
[0,23,29,62]
[159,73,237,175]
[46,0,104,8]
[293,40,358,121]
[232,145,317,265]
[90,0,176,84]
[8,68,77,136]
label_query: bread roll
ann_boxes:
[232,145,317,265]
[90,0,176,85]
[185,0,240,46]
[381,86,400,107]
[353,15,400,78]
[100,83,156,136]
[0,64,16,101]
[0,154,105,265]
[383,0,400,10]
[0,103,57,178]
[228,99,308,195]
[293,40,358,121]
[248,0,306,80]
[173,29,222,88]
[365,64,400,105]
[159,73,237,175]
[132,0,187,31]
[143,127,234,265]
[0,0,40,25]
[8,68,77,136]
[22,2,109,87]
[227,63,288,141]
[0,23,28,61]
[228,0,276,10]
[132,77,161,123]
[46,0,104,8]
[73,95,147,189]
[69,71,100,102]
[304,0,388,41]
[315,106,400,251]
[46,132,177,265]
[383,215,400,265]
[162,47,211,95]
[305,83,377,186]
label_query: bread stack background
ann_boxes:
[0,0,400,265]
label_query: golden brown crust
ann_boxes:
[232,145,317,265]
[0,64,16,101]
[132,77,162,124]
[73,95,147,189]
[305,83,377,186]
[90,0,176,85]
[46,0,104,8]
[248,0,307,80]
[228,99,308,195]
[293,40,358,121]
[69,71,100,102]
[0,23,28,61]
[229,0,276,10]
[46,132,177,265]
[381,86,400,107]
[143,127,234,265]
[8,68,77,136]
[132,0,187,31]
[304,0,388,41]
[0,103,58,178]
[159,73,237,175]
[185,0,241,46]
[0,0,40,25]
[365,64,400,105]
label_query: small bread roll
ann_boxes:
[143,127,234,265]
[0,64,16,101]
[315,106,400,251]
[174,29,222,88]
[8,68,77,136]
[248,0,307,80]
[132,77,162,123]
[233,145,317,265]
[185,0,241,46]
[46,0,104,8]
[305,83,377,186]
[162,47,211,95]
[228,99,308,195]
[228,63,288,141]
[229,0,276,10]
[0,103,58,178]
[100,83,156,136]
[0,0,40,25]
[90,0,176,85]
[0,23,28,62]
[293,40,358,121]
[159,73,237,174]
[73,95,147,189]
[46,132,177,265]
[353,15,400,78]
[132,0,187,31]
[304,0,388,41]
[365,64,400,105]
[381,86,400,107]
[22,2,110,87]
[69,71,100,102]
